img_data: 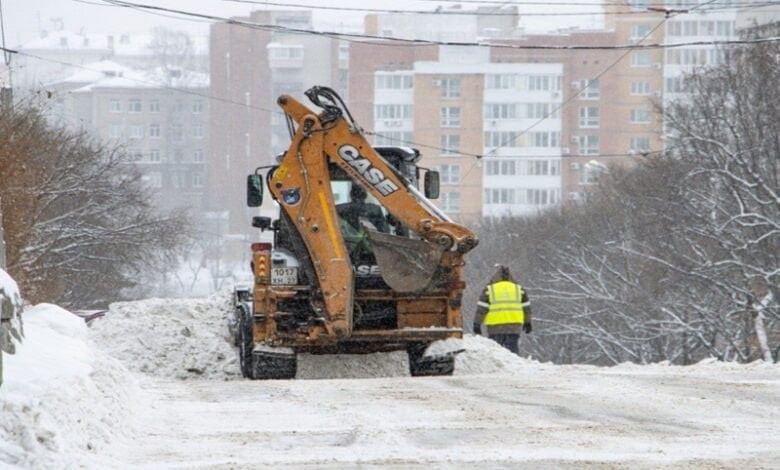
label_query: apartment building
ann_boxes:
[209,10,346,240]
[350,0,759,220]
[49,62,210,212]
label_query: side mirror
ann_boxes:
[247,174,263,207]
[252,216,272,231]
[424,170,440,199]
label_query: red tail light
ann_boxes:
[251,242,272,252]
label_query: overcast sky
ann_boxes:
[5,0,605,47]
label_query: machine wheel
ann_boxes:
[250,350,297,380]
[407,343,455,377]
[237,306,254,378]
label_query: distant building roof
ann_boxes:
[69,65,208,92]
[20,30,208,56]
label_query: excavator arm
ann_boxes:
[268,87,478,338]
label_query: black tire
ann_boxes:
[237,306,254,378]
[250,350,297,380]
[407,343,455,377]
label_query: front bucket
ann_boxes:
[368,230,443,292]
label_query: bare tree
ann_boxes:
[0,104,191,308]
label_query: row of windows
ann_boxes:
[484,102,561,120]
[666,48,728,66]
[484,131,561,148]
[375,104,413,120]
[142,172,204,189]
[110,123,205,140]
[484,188,560,205]
[666,20,734,37]
[484,159,562,176]
[127,148,205,163]
[569,135,651,155]
[109,99,204,114]
[485,74,563,91]
[375,74,414,90]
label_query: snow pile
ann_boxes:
[1,268,24,354]
[88,287,532,380]
[0,304,136,469]
[89,289,240,380]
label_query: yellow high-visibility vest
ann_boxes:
[485,280,525,326]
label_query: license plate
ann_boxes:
[271,267,297,285]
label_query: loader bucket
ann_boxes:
[368,230,443,292]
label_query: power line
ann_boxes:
[226,0,780,15]
[0,47,281,115]
[95,0,780,51]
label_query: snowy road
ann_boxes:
[4,298,779,469]
[111,365,780,469]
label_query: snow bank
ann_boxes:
[1,268,24,354]
[0,304,136,469]
[89,290,241,380]
[88,287,535,380]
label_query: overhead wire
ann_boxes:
[93,0,780,51]
[14,0,774,161]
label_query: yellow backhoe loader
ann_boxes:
[232,86,478,379]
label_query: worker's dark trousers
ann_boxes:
[490,333,520,355]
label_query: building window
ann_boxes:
[580,79,600,99]
[128,149,143,162]
[528,75,558,91]
[268,45,304,60]
[149,149,161,162]
[149,100,160,113]
[529,132,560,147]
[526,159,560,176]
[577,135,600,155]
[439,164,460,184]
[149,124,161,138]
[630,109,651,124]
[174,101,184,113]
[440,78,461,99]
[665,76,685,93]
[527,188,558,205]
[109,99,121,113]
[525,103,557,119]
[129,125,144,139]
[484,103,518,120]
[484,131,520,148]
[484,188,516,204]
[630,80,651,95]
[192,100,204,114]
[485,159,517,176]
[193,149,204,163]
[631,23,652,39]
[441,192,461,212]
[440,107,461,128]
[441,135,460,155]
[193,173,204,188]
[578,107,600,128]
[631,51,653,67]
[375,104,413,120]
[193,124,204,139]
[128,98,142,113]
[485,74,516,89]
[375,73,414,89]
[109,124,122,138]
[630,136,651,152]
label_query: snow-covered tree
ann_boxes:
[0,104,190,308]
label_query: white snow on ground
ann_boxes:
[0,304,138,469]
[88,290,241,380]
[3,294,779,468]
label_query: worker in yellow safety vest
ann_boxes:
[473,265,532,355]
